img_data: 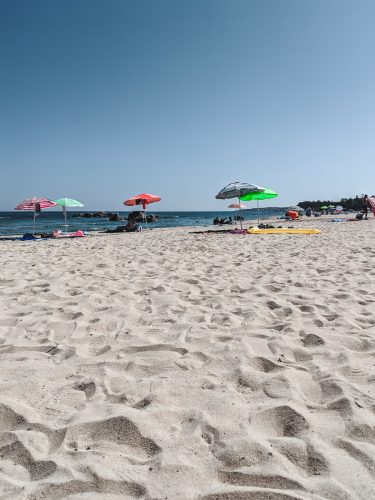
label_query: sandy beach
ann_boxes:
[0,217,374,499]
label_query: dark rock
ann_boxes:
[109,213,122,221]
[128,211,145,222]
[146,214,158,223]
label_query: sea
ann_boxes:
[0,208,286,236]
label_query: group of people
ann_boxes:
[305,195,373,220]
[213,216,233,225]
[305,207,321,217]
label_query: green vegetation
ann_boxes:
[297,196,367,211]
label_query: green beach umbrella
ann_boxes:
[320,205,328,210]
[240,188,278,225]
[54,198,84,227]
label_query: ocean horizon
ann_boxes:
[0,208,286,236]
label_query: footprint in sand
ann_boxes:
[0,434,57,481]
[64,416,161,459]
[251,405,309,438]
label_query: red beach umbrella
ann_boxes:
[123,193,161,228]
[15,197,57,235]
[123,193,161,210]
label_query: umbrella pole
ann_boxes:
[33,209,36,235]
[238,197,242,229]
[257,199,260,226]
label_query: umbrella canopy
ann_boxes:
[335,205,344,211]
[215,182,264,199]
[320,205,328,210]
[228,203,247,209]
[15,197,56,210]
[240,188,278,202]
[124,193,161,210]
[54,197,84,208]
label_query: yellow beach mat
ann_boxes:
[247,228,321,235]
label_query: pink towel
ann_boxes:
[52,229,85,238]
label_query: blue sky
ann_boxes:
[1,0,374,210]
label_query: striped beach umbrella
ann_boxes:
[15,197,57,235]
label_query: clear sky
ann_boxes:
[1,0,374,211]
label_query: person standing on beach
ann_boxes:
[362,194,370,219]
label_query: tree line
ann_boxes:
[297,196,367,211]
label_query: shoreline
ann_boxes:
[0,213,362,239]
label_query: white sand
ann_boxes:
[0,218,374,499]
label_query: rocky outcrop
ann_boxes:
[72,211,158,223]
[128,211,159,223]
[108,213,122,221]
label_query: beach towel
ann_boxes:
[52,229,86,238]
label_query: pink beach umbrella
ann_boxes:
[228,203,247,209]
[228,202,247,225]
[15,197,57,235]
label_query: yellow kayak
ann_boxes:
[247,228,321,235]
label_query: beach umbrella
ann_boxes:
[228,203,247,209]
[335,205,344,212]
[124,193,161,209]
[123,193,161,226]
[240,188,278,226]
[216,182,265,228]
[228,202,247,225]
[320,205,328,210]
[54,198,84,228]
[15,197,57,235]
[215,182,265,200]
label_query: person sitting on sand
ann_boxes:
[213,217,220,225]
[125,220,141,232]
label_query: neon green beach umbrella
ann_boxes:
[240,188,278,225]
[320,205,328,210]
[54,198,84,227]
